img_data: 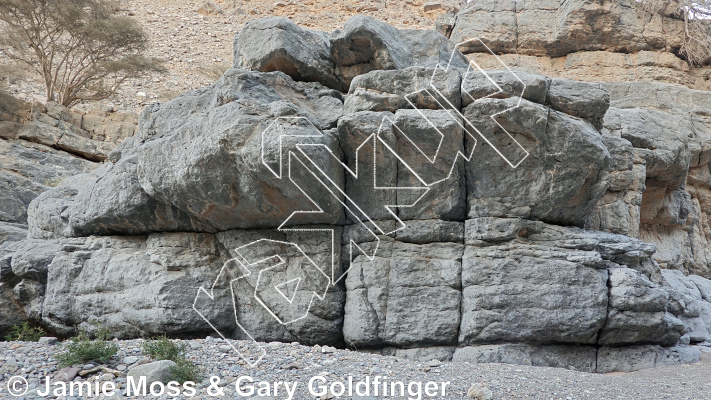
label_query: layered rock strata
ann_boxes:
[447,0,711,90]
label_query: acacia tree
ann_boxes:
[639,0,711,66]
[0,0,165,107]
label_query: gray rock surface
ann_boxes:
[127,360,177,385]
[0,99,136,335]
[393,346,456,362]
[9,239,68,284]
[234,17,340,90]
[450,0,686,58]
[26,171,101,239]
[465,97,610,226]
[29,70,346,238]
[394,219,464,244]
[37,336,58,345]
[461,69,549,106]
[66,156,210,236]
[0,99,135,250]
[661,269,711,343]
[344,236,463,347]
[344,66,462,114]
[597,345,701,373]
[0,139,97,224]
[453,344,597,372]
[585,135,643,237]
[600,268,684,346]
[460,243,608,345]
[215,227,344,345]
[545,78,610,128]
[331,15,468,90]
[591,81,711,279]
[0,222,28,245]
[41,234,234,338]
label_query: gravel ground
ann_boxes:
[1,338,711,400]
[0,0,448,114]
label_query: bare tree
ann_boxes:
[638,0,711,66]
[0,0,165,107]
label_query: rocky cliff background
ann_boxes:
[2,0,711,374]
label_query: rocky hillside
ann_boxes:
[2,0,711,375]
[0,0,458,113]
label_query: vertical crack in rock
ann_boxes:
[595,268,614,373]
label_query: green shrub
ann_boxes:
[142,336,186,362]
[4,322,44,342]
[56,328,118,367]
[169,358,204,384]
[142,336,203,383]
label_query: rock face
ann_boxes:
[451,0,685,57]
[344,237,464,347]
[449,0,711,91]
[234,17,340,90]
[0,91,137,337]
[330,15,468,91]
[587,82,711,279]
[0,95,137,231]
[3,13,711,374]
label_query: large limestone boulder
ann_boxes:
[6,228,345,344]
[234,17,340,90]
[29,70,346,238]
[460,218,681,347]
[465,96,610,226]
[331,15,468,91]
[460,241,609,345]
[345,66,462,114]
[233,15,468,92]
[215,228,344,345]
[600,268,684,346]
[662,269,711,344]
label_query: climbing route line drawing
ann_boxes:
[194,38,529,367]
